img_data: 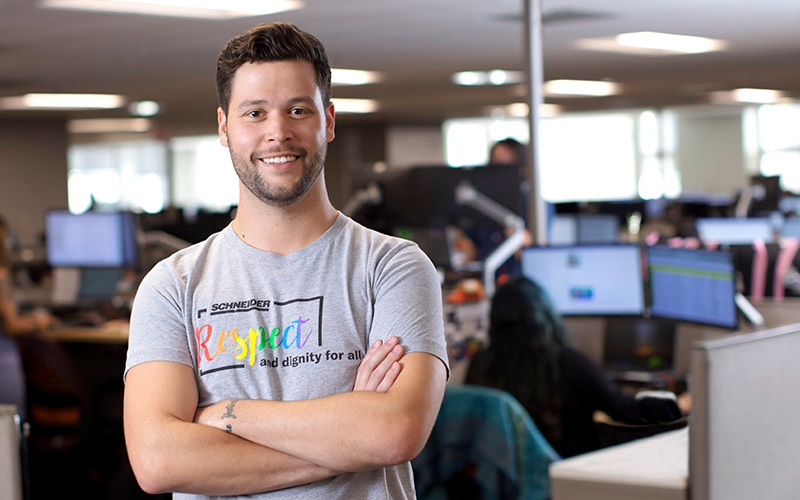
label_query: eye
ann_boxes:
[290,107,310,116]
[246,110,264,118]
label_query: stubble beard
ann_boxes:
[230,141,327,208]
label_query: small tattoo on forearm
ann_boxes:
[225,424,233,433]
[222,399,239,420]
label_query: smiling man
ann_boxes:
[123,22,448,499]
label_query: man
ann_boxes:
[123,22,449,499]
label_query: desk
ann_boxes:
[18,323,136,499]
[41,321,129,345]
[549,427,688,500]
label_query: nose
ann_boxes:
[263,113,293,143]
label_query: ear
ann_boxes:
[217,107,229,147]
[325,101,336,143]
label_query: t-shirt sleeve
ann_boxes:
[370,243,450,380]
[124,261,195,381]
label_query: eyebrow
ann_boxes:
[236,96,318,111]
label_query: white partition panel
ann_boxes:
[689,323,800,500]
[0,405,22,500]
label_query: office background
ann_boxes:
[1,0,800,246]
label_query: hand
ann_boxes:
[194,399,235,431]
[353,336,404,392]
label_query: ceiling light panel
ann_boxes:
[331,69,382,86]
[67,118,152,134]
[333,98,378,114]
[0,93,125,110]
[575,31,727,56]
[40,0,303,19]
[544,80,620,97]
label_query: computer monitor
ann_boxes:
[645,245,738,329]
[695,217,774,245]
[576,214,619,244]
[549,215,577,245]
[780,217,800,239]
[348,164,524,236]
[603,316,677,378]
[45,210,137,268]
[520,244,645,316]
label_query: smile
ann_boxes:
[261,155,299,164]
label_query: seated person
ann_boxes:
[0,216,57,335]
[465,276,683,458]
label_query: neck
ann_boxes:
[232,180,338,255]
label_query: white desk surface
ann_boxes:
[549,427,688,500]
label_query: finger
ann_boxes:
[375,360,402,392]
[353,337,401,391]
[361,343,404,392]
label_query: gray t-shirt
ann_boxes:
[125,213,449,499]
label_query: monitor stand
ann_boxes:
[735,292,765,327]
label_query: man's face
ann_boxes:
[218,60,335,207]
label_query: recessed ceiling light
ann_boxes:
[331,69,382,86]
[486,102,562,118]
[129,100,160,117]
[40,0,303,19]
[575,31,727,56]
[0,93,126,110]
[333,98,379,114]
[452,70,525,87]
[710,88,788,104]
[544,79,620,97]
[67,118,152,134]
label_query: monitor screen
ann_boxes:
[646,245,738,329]
[548,214,619,245]
[576,214,619,244]
[780,217,800,239]
[520,244,645,316]
[695,217,774,245]
[349,164,524,236]
[46,210,133,268]
[603,316,676,375]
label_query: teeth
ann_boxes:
[262,156,297,164]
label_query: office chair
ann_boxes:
[0,330,26,422]
[412,384,560,500]
[0,328,30,500]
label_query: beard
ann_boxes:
[229,140,327,207]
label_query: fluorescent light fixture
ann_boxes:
[487,102,562,118]
[0,93,125,110]
[331,69,382,86]
[129,100,160,117]
[710,88,788,104]
[67,118,152,134]
[544,79,620,97]
[452,70,525,87]
[576,31,727,56]
[333,98,379,114]
[40,0,303,19]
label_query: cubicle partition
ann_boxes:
[689,322,800,500]
[0,405,23,500]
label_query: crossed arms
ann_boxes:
[123,336,447,496]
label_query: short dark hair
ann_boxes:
[216,22,332,115]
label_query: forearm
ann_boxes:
[199,353,446,472]
[124,362,341,496]
[125,413,339,495]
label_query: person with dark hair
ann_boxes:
[489,137,526,167]
[0,216,57,335]
[465,276,682,458]
[124,22,449,499]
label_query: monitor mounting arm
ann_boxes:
[455,180,527,297]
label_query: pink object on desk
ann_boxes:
[773,238,800,300]
[751,239,768,301]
